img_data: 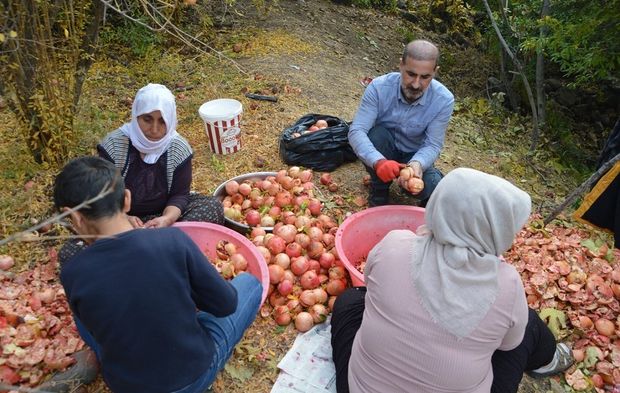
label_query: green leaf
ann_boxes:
[583,346,601,368]
[538,308,568,339]
[224,363,254,382]
[580,238,598,254]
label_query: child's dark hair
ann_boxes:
[53,156,125,219]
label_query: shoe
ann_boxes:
[368,187,390,207]
[528,343,574,378]
[38,348,99,392]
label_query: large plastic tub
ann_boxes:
[173,222,269,305]
[335,206,426,286]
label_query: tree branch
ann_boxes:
[0,181,114,247]
[100,0,248,75]
[543,152,620,225]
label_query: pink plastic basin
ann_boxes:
[173,222,269,305]
[335,206,426,286]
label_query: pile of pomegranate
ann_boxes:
[206,240,250,279]
[290,119,329,138]
[222,168,317,228]
[505,216,620,391]
[0,249,83,387]
[221,167,350,333]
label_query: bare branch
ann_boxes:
[100,0,248,75]
[0,181,114,247]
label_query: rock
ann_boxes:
[553,87,579,107]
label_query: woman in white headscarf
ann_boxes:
[331,168,572,393]
[59,84,223,264]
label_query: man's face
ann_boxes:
[399,57,436,103]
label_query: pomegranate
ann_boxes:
[295,312,314,332]
[274,253,291,270]
[238,183,252,196]
[299,290,317,307]
[291,256,310,276]
[0,255,15,271]
[594,318,615,337]
[225,180,239,195]
[326,279,346,296]
[245,210,261,227]
[275,224,297,244]
[309,304,328,323]
[277,280,294,296]
[320,173,333,185]
[268,264,285,284]
[300,270,320,289]
[230,253,248,271]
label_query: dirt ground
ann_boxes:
[192,1,575,392]
[0,0,592,391]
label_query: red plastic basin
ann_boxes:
[335,206,426,286]
[173,222,269,305]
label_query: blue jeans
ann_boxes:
[74,273,262,393]
[365,125,443,206]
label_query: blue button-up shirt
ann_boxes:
[348,72,454,170]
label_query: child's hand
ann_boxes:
[127,215,144,228]
[143,216,173,228]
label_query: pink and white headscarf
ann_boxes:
[120,83,178,164]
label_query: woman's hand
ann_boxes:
[143,216,174,228]
[127,215,144,229]
[143,206,181,228]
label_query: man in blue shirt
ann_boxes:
[348,40,454,207]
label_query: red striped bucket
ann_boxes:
[198,99,243,155]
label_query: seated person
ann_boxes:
[348,40,454,207]
[331,168,573,393]
[53,156,262,393]
[59,83,224,264]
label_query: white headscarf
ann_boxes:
[411,168,531,338]
[120,83,178,164]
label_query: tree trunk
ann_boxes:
[73,0,105,112]
[482,0,540,151]
[500,41,520,111]
[536,0,550,128]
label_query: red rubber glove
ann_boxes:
[375,159,403,183]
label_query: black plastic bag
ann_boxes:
[279,114,357,172]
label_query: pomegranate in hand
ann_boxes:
[398,167,424,195]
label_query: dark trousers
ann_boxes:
[365,126,442,207]
[330,288,556,393]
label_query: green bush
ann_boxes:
[100,18,164,57]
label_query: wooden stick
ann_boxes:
[544,152,620,225]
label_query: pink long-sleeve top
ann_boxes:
[347,230,528,393]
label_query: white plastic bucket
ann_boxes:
[198,99,243,155]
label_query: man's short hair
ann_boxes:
[401,39,440,67]
[54,156,125,219]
